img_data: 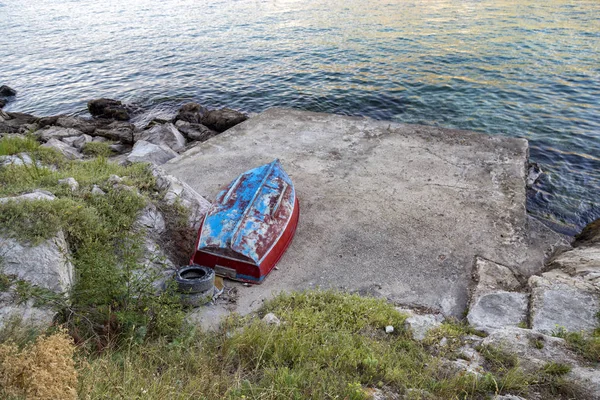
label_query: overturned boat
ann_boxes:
[191,159,299,283]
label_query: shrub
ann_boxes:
[82,141,113,157]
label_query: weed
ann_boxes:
[82,141,113,157]
[542,362,571,376]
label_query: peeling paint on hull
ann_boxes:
[191,160,299,283]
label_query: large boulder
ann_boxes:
[56,116,97,135]
[529,270,600,334]
[87,98,131,121]
[0,112,38,134]
[0,85,16,96]
[175,102,208,124]
[94,120,136,144]
[175,120,218,142]
[467,257,528,332]
[41,138,82,160]
[137,123,186,152]
[126,140,178,166]
[37,126,83,142]
[201,108,248,133]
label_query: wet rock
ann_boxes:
[526,162,542,188]
[574,218,600,247]
[529,271,600,334]
[38,126,84,142]
[0,230,74,293]
[87,98,131,121]
[94,120,136,144]
[126,140,178,166]
[201,108,248,133]
[262,313,281,326]
[397,308,444,340]
[0,112,38,133]
[138,123,186,152]
[58,177,79,192]
[175,120,218,142]
[467,257,527,332]
[0,85,16,96]
[152,166,211,230]
[41,138,82,159]
[175,102,207,124]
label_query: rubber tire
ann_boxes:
[175,265,215,293]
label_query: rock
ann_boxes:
[152,166,211,230]
[126,140,178,166]
[0,153,34,167]
[385,325,394,333]
[0,190,56,203]
[0,112,38,134]
[87,98,131,121]
[526,162,542,188]
[574,218,600,247]
[529,271,600,334]
[91,185,106,196]
[0,230,74,293]
[109,143,132,154]
[0,99,6,109]
[402,311,444,341]
[466,257,527,332]
[94,120,136,144]
[201,108,248,133]
[58,177,79,192]
[137,123,186,152]
[467,291,529,333]
[0,85,16,96]
[38,126,84,142]
[56,116,97,135]
[71,134,93,150]
[108,175,124,185]
[175,102,208,124]
[175,120,218,142]
[136,203,166,235]
[569,366,600,400]
[492,395,527,400]
[262,313,281,326]
[92,136,108,142]
[0,296,56,330]
[548,246,600,285]
[41,138,82,159]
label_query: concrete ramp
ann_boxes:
[164,108,567,320]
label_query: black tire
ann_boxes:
[175,265,215,293]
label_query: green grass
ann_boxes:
[82,141,113,157]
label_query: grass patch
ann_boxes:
[552,326,600,363]
[82,141,113,157]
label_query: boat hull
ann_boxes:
[191,197,300,283]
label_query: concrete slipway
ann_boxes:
[164,108,568,324]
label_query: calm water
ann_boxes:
[1,0,599,234]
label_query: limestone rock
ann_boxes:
[175,120,218,142]
[38,115,98,135]
[152,166,211,230]
[88,98,131,121]
[529,271,600,334]
[569,366,600,400]
[467,291,528,332]
[72,133,93,150]
[201,108,248,133]
[0,153,33,167]
[471,257,522,298]
[0,230,74,293]
[126,140,178,166]
[38,126,83,142]
[41,138,82,159]
[0,295,55,330]
[0,190,56,203]
[397,308,444,340]
[58,177,79,192]
[136,203,166,235]
[175,102,207,124]
[492,395,527,400]
[138,123,186,152]
[0,85,16,96]
[548,245,600,286]
[94,120,136,144]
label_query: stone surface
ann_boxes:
[397,308,444,340]
[0,295,55,330]
[138,123,186,152]
[88,98,130,120]
[136,203,166,235]
[471,257,522,299]
[0,230,74,293]
[575,218,600,247]
[127,140,178,165]
[0,98,6,109]
[94,120,136,144]
[201,107,248,132]
[163,108,566,321]
[91,185,106,195]
[72,133,93,150]
[41,138,82,159]
[0,190,56,203]
[529,272,600,334]
[38,126,83,142]
[175,102,207,124]
[56,116,97,135]
[58,177,79,191]
[548,246,600,286]
[467,291,528,332]
[0,153,34,167]
[175,120,218,142]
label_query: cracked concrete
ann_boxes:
[164,108,568,325]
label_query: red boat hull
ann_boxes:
[190,198,300,283]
